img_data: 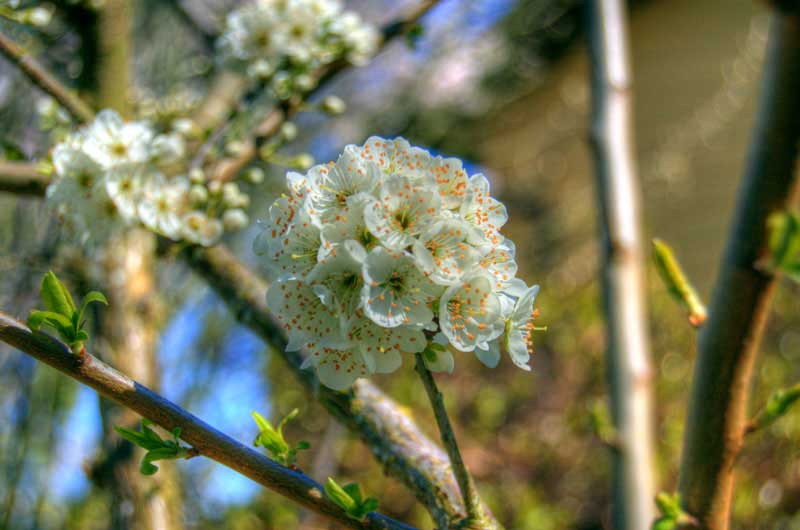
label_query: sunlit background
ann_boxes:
[3,0,800,529]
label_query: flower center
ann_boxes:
[111,142,127,156]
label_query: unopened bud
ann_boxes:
[280,122,298,142]
[322,95,346,115]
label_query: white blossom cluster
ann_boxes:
[47,110,248,245]
[217,0,378,94]
[256,137,541,390]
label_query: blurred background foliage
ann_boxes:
[1,0,799,529]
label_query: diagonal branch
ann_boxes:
[585,1,656,529]
[0,310,416,530]
[0,161,49,196]
[677,9,800,530]
[0,31,94,123]
[183,244,500,529]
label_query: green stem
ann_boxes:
[413,352,480,526]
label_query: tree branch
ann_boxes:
[182,244,500,529]
[586,1,656,529]
[0,162,49,196]
[0,310,416,530]
[0,31,94,124]
[677,11,800,530]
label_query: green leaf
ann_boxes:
[40,271,76,318]
[75,290,107,329]
[655,492,681,519]
[140,458,159,475]
[28,310,73,331]
[360,497,378,514]
[651,517,678,530]
[295,440,311,450]
[277,408,299,436]
[751,383,800,432]
[343,483,363,504]
[652,239,707,326]
[252,411,274,434]
[325,477,356,513]
[768,211,800,270]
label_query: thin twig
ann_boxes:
[677,10,800,530]
[585,1,656,529]
[0,161,49,196]
[0,310,416,530]
[0,31,94,123]
[413,352,482,526]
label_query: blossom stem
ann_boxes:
[413,351,481,525]
[0,31,95,124]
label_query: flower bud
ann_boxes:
[208,180,222,195]
[189,168,206,184]
[321,95,346,115]
[245,167,265,184]
[223,209,249,231]
[280,122,298,142]
[189,185,208,205]
[293,153,314,170]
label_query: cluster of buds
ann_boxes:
[217,0,379,96]
[46,110,248,246]
[256,137,541,390]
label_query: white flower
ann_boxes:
[477,237,518,290]
[81,110,153,168]
[305,149,379,226]
[319,192,379,252]
[137,177,189,239]
[329,12,378,66]
[360,136,432,181]
[429,156,469,209]
[361,247,441,328]
[256,135,541,388]
[182,211,224,247]
[217,0,377,88]
[266,277,343,351]
[439,273,504,353]
[268,209,322,279]
[104,167,146,222]
[364,173,441,250]
[345,315,425,374]
[413,217,480,286]
[307,240,366,315]
[460,174,508,246]
[499,284,540,371]
[50,144,101,197]
[302,343,371,391]
[149,133,185,166]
